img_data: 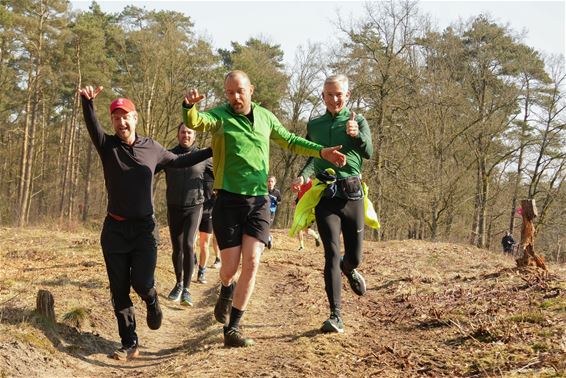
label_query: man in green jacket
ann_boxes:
[293,74,373,334]
[182,70,346,347]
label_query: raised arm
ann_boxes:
[78,85,106,150]
[181,89,220,132]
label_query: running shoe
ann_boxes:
[341,260,366,296]
[111,344,139,361]
[211,257,221,269]
[197,268,207,284]
[146,295,162,330]
[315,238,321,247]
[320,313,344,333]
[214,284,234,324]
[167,283,183,301]
[298,246,304,251]
[181,288,193,306]
[267,235,273,250]
[224,326,255,347]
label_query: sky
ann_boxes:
[70,0,565,65]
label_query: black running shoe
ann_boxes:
[341,260,366,296]
[320,314,344,333]
[267,235,272,250]
[180,288,193,306]
[315,238,321,247]
[167,283,183,301]
[214,285,234,324]
[224,326,255,347]
[146,295,162,330]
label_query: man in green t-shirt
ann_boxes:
[182,70,346,347]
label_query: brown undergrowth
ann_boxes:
[0,227,565,377]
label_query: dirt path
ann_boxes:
[1,227,565,377]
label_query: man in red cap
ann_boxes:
[79,85,212,361]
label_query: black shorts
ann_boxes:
[199,200,214,234]
[212,190,271,249]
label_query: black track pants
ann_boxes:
[101,215,158,347]
[315,197,364,313]
[167,204,203,288]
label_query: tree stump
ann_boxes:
[515,199,547,270]
[36,289,56,322]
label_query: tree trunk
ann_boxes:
[36,289,56,322]
[515,199,547,270]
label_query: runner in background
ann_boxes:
[162,123,212,307]
[266,175,282,249]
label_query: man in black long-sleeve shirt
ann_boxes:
[79,85,212,361]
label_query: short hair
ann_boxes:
[177,122,195,133]
[225,70,251,84]
[324,74,349,92]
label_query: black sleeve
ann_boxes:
[81,96,107,153]
[167,147,212,168]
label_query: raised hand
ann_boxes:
[320,145,346,168]
[184,88,205,105]
[78,85,103,100]
[345,111,359,137]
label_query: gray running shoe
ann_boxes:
[167,283,183,301]
[341,260,366,296]
[111,344,139,361]
[224,327,255,348]
[197,269,207,284]
[181,288,193,306]
[320,314,344,333]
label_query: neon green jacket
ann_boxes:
[289,169,380,237]
[183,102,323,196]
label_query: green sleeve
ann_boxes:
[353,114,373,159]
[182,103,221,132]
[299,157,316,180]
[269,114,322,158]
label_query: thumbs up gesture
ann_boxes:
[346,112,359,137]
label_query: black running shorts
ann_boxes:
[212,190,271,249]
[199,199,214,234]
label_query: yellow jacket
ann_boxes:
[289,171,380,237]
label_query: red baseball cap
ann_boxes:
[110,98,136,113]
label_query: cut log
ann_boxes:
[516,199,547,270]
[36,289,56,322]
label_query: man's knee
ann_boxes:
[241,255,260,276]
[219,263,238,283]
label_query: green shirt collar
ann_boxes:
[325,107,350,118]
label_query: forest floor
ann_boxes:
[0,226,565,377]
